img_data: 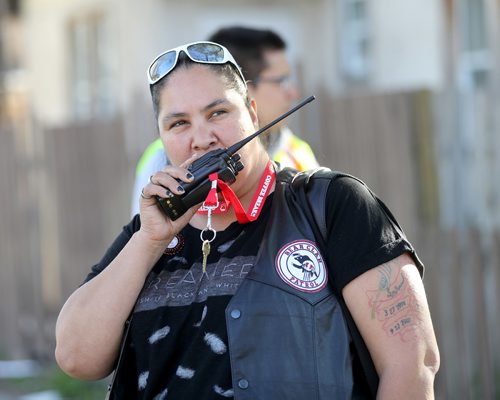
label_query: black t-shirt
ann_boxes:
[85,175,422,399]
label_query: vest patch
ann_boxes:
[163,234,184,255]
[275,240,327,292]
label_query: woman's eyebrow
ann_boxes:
[203,98,229,111]
[161,111,187,124]
[162,99,230,124]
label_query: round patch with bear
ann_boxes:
[275,239,327,292]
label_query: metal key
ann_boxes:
[200,205,216,273]
[202,239,211,273]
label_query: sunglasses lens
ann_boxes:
[187,43,225,63]
[148,42,245,87]
[149,51,177,83]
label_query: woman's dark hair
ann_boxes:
[150,52,250,121]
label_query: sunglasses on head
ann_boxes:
[147,41,247,86]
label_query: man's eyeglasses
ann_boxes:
[148,41,247,87]
[253,75,294,90]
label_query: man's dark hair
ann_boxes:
[208,26,286,84]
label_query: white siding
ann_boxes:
[22,0,447,127]
[372,0,445,90]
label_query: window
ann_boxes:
[68,13,115,120]
[338,0,371,82]
[7,0,21,16]
[458,0,491,89]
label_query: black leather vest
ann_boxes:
[225,169,354,400]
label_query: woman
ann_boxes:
[55,42,439,399]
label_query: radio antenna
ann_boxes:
[226,95,315,155]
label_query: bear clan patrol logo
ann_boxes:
[275,239,327,292]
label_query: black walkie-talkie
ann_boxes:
[157,95,316,220]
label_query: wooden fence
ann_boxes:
[0,117,134,361]
[303,89,499,398]
[0,89,498,398]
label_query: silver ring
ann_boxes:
[141,188,153,200]
[148,175,155,185]
[200,227,216,242]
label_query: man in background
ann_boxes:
[130,26,319,215]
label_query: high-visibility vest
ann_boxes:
[135,137,164,176]
[131,138,167,216]
[271,127,319,171]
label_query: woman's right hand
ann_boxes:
[138,155,200,246]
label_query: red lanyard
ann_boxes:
[197,160,276,224]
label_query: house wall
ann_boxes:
[372,0,445,90]
[22,0,446,129]
[23,0,120,125]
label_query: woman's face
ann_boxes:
[156,64,265,188]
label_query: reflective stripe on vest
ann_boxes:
[272,135,319,171]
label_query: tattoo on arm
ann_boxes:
[366,263,420,342]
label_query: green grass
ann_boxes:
[0,364,109,399]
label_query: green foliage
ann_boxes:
[0,363,109,399]
[48,367,109,398]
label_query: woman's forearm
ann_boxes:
[54,231,167,380]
